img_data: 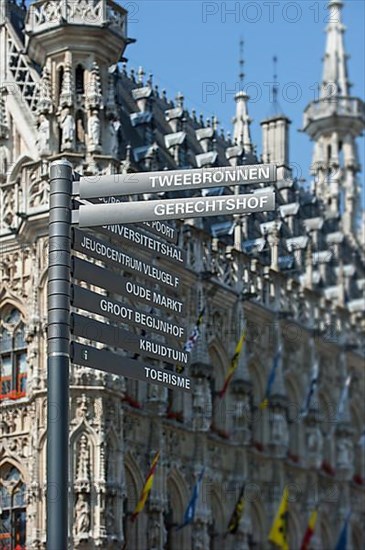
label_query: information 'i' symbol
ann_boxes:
[82,349,88,361]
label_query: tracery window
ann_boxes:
[0,309,27,400]
[0,465,26,549]
[75,65,85,95]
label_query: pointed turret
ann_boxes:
[321,0,350,98]
[261,57,291,170]
[303,1,365,235]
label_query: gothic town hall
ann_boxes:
[0,1,364,548]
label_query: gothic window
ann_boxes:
[145,125,154,146]
[165,477,185,549]
[178,145,188,168]
[75,65,85,95]
[57,66,64,103]
[0,308,27,400]
[0,465,26,549]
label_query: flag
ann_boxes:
[337,375,351,422]
[335,511,351,550]
[301,360,319,417]
[131,451,160,522]
[268,486,289,550]
[184,307,205,353]
[300,508,318,550]
[177,308,205,374]
[177,468,205,530]
[260,345,282,410]
[218,325,247,398]
[227,485,245,534]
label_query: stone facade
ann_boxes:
[0,0,364,548]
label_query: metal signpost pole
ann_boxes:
[47,159,73,550]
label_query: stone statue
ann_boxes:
[74,493,90,536]
[0,144,9,180]
[337,438,353,470]
[88,111,100,148]
[148,518,160,549]
[36,114,50,155]
[109,118,119,157]
[106,501,115,532]
[306,425,323,468]
[61,108,75,150]
[271,412,289,447]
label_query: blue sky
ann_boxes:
[124,0,364,190]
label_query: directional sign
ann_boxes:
[97,223,186,265]
[72,257,185,314]
[71,285,185,341]
[75,190,275,227]
[71,342,191,392]
[71,313,189,365]
[72,228,180,289]
[77,196,179,244]
[78,163,276,198]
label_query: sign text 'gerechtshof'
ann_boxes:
[76,190,275,227]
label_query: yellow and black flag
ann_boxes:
[268,486,289,550]
[131,451,160,522]
[218,325,247,398]
[227,485,245,535]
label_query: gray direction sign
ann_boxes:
[72,257,185,314]
[78,163,276,198]
[72,228,180,289]
[71,285,185,341]
[97,223,186,266]
[75,190,275,227]
[71,342,191,392]
[71,313,189,365]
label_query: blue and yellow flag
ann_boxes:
[260,345,282,409]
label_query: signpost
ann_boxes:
[73,190,275,227]
[46,158,277,549]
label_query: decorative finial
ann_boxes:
[271,55,283,115]
[239,38,245,88]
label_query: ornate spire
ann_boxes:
[321,0,350,98]
[38,65,53,114]
[59,61,74,108]
[86,62,103,110]
[303,0,364,236]
[232,39,253,153]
